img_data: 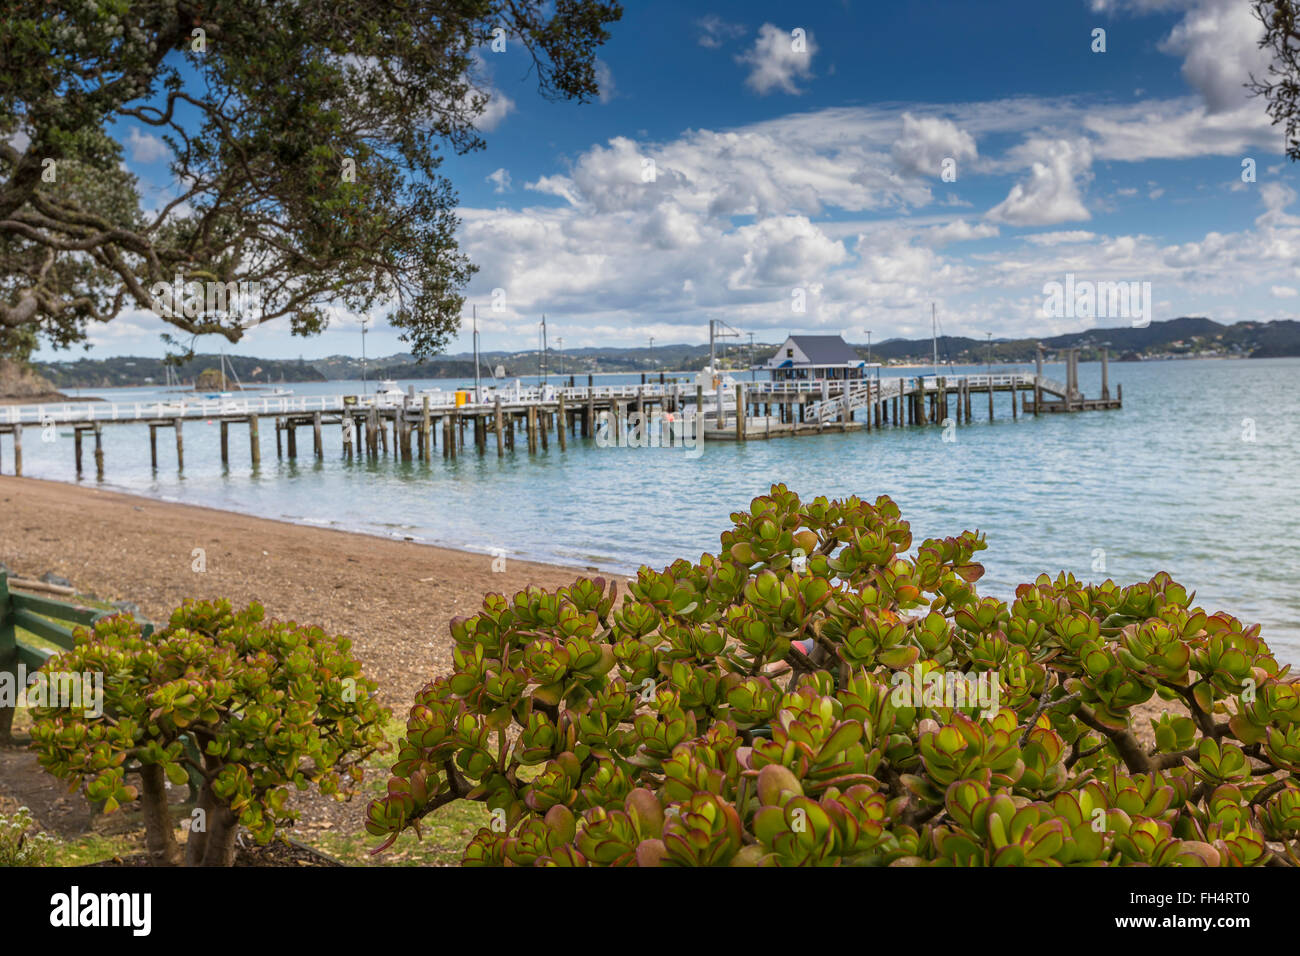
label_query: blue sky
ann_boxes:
[50,0,1300,361]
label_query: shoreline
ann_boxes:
[0,475,589,709]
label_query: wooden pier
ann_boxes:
[0,348,1119,474]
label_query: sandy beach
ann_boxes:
[0,475,588,710]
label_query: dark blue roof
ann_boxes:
[789,335,860,365]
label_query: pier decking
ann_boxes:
[0,348,1118,476]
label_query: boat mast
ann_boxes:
[931,303,939,379]
[473,305,481,401]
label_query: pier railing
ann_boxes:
[0,372,1062,427]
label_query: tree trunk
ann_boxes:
[139,763,181,865]
[201,804,239,866]
[185,779,218,866]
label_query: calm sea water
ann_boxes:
[13,358,1300,663]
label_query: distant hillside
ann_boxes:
[858,317,1300,365]
[317,342,720,379]
[31,354,329,388]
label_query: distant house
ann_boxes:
[763,334,872,382]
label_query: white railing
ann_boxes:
[1,394,345,425]
[1,374,1050,426]
[801,373,1036,423]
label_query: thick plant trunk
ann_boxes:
[185,780,218,866]
[201,804,239,866]
[139,764,181,865]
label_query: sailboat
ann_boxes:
[203,352,242,399]
[262,370,293,397]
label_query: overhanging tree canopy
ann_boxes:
[0,0,621,356]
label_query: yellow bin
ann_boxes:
[455,390,470,406]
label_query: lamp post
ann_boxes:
[556,336,564,377]
[648,335,655,371]
[863,329,872,365]
[985,332,992,375]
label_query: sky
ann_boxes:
[42,0,1300,361]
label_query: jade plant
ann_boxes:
[29,600,388,865]
[368,485,1299,866]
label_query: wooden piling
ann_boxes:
[93,424,103,479]
[249,416,260,467]
[421,397,432,461]
[175,419,184,471]
[736,385,746,441]
[75,428,83,475]
[287,420,298,459]
[275,418,283,457]
[12,425,21,477]
[1011,384,1018,420]
[988,381,994,421]
[220,420,230,465]
[557,393,567,451]
[313,411,323,459]
[494,398,504,456]
[540,408,548,451]
[149,425,158,469]
[1034,346,1044,416]
[527,405,537,454]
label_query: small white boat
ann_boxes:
[373,379,407,405]
[265,387,294,397]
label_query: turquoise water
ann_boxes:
[11,358,1300,663]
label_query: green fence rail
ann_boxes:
[0,572,209,806]
[0,571,155,741]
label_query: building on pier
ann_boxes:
[763,334,877,382]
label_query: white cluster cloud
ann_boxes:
[125,127,168,164]
[987,139,1094,226]
[486,168,512,194]
[737,24,818,95]
[892,113,978,178]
